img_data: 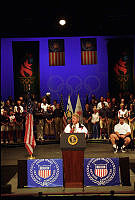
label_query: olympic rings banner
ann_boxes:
[84,158,120,186]
[27,159,63,187]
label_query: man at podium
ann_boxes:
[62,113,87,188]
[64,113,88,138]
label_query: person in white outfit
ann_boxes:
[97,96,108,110]
[64,113,88,138]
[41,97,48,112]
[14,100,24,114]
[91,107,100,139]
[110,117,131,153]
[118,103,128,123]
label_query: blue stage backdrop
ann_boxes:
[1,36,135,110]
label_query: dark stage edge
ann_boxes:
[1,143,135,197]
[1,138,111,146]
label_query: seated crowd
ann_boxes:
[1,92,135,145]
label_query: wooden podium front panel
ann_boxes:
[62,150,84,188]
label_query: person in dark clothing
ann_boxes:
[127,94,134,110]
[8,110,16,144]
[133,98,135,111]
[15,107,23,143]
[33,102,44,142]
[99,102,108,139]
[89,98,97,113]
[106,102,116,138]
[4,100,13,115]
[1,110,9,144]
[128,104,135,139]
[111,97,119,123]
[44,105,55,140]
[83,104,92,139]
[54,103,64,140]
[8,96,15,107]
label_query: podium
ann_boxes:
[60,133,86,188]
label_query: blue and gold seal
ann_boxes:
[68,134,78,145]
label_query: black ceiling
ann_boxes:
[1,0,135,37]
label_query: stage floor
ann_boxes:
[1,143,135,196]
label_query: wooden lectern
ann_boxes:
[60,133,86,188]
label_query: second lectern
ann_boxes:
[60,133,86,188]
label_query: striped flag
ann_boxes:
[66,95,73,114]
[75,93,83,123]
[66,95,73,124]
[60,94,67,130]
[81,38,97,65]
[24,88,36,155]
[48,39,65,66]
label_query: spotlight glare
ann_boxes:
[59,19,66,26]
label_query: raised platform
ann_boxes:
[1,142,135,197]
[0,138,117,148]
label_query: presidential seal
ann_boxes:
[29,159,60,187]
[86,158,116,186]
[68,134,78,145]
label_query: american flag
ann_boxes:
[24,88,36,155]
[81,38,97,65]
[60,94,67,131]
[48,39,65,66]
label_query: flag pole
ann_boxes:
[24,83,36,160]
[27,154,35,160]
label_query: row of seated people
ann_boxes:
[1,93,135,144]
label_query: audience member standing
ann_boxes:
[83,104,92,139]
[111,97,119,123]
[44,105,55,140]
[34,102,44,141]
[128,104,135,139]
[91,107,99,139]
[8,110,16,144]
[127,94,134,110]
[41,97,48,112]
[1,110,9,144]
[54,103,64,141]
[14,100,24,114]
[15,107,23,143]
[4,100,13,115]
[97,96,108,110]
[118,103,128,123]
[106,102,114,138]
[89,98,97,113]
[99,102,108,139]
[52,100,57,111]
[106,92,111,103]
